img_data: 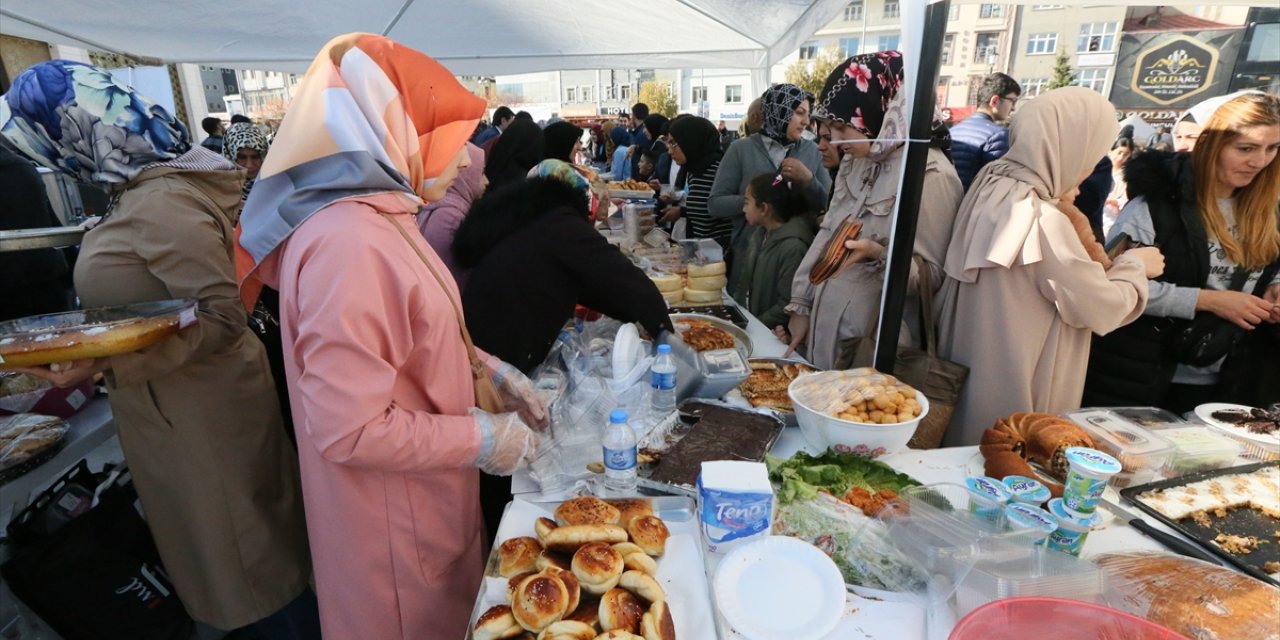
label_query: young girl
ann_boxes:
[730,172,816,331]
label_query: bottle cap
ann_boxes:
[657,344,672,354]
[610,409,629,423]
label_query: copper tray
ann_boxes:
[0,299,198,368]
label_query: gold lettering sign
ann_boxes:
[1130,35,1219,106]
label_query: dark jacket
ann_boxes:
[0,146,74,321]
[949,112,1009,190]
[729,216,815,328]
[200,134,223,153]
[1075,156,1113,242]
[1083,150,1280,408]
[454,177,674,373]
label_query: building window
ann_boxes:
[1032,4,1064,9]
[941,34,955,65]
[581,86,592,102]
[979,4,1003,19]
[974,32,1000,64]
[883,0,899,19]
[936,76,950,105]
[620,85,631,101]
[692,86,708,103]
[799,41,819,60]
[1075,68,1109,93]
[843,1,863,21]
[565,87,576,102]
[1020,77,1050,97]
[840,37,861,57]
[1077,22,1118,53]
[878,34,900,52]
[1026,32,1058,55]
[1246,23,1279,62]
[948,4,959,21]
[725,85,743,104]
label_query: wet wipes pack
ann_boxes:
[697,461,774,554]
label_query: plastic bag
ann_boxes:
[789,367,922,424]
[1096,551,1280,640]
[0,414,68,468]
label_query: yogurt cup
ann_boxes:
[1061,447,1121,516]
[1004,502,1058,545]
[965,476,1011,522]
[1002,475,1052,507]
[1046,497,1099,557]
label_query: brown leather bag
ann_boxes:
[835,255,968,448]
[382,213,505,413]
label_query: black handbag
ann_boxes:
[2,461,194,640]
[1172,262,1279,367]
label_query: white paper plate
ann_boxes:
[612,323,642,380]
[1195,403,1280,452]
[714,536,845,640]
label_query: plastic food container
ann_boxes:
[1147,425,1244,476]
[1064,409,1175,488]
[691,348,749,400]
[951,549,1106,617]
[1003,503,1057,545]
[1002,475,1051,507]
[950,597,1191,640]
[1046,498,1100,557]
[1106,406,1184,427]
[965,476,1011,522]
[1061,447,1121,515]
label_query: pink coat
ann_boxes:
[260,201,485,639]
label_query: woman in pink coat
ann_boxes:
[236,34,546,639]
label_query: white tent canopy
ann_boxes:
[1,0,850,76]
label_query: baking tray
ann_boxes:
[0,299,198,368]
[0,226,86,252]
[666,304,748,328]
[1121,460,1280,586]
[465,495,716,639]
[635,400,784,495]
[669,313,752,362]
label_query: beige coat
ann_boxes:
[790,147,963,369]
[937,87,1148,446]
[74,164,311,629]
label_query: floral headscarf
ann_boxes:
[0,60,190,185]
[760,83,814,146]
[814,51,904,140]
[221,122,270,201]
[235,33,486,308]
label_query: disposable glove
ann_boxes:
[471,408,538,476]
[484,355,550,430]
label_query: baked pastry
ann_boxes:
[541,567,582,616]
[536,517,558,543]
[562,599,600,627]
[512,573,571,633]
[627,516,669,557]
[474,604,524,640]
[508,571,538,600]
[556,497,622,527]
[593,631,644,640]
[536,549,572,572]
[572,542,624,595]
[537,620,596,640]
[611,542,644,557]
[544,524,629,553]
[598,587,644,633]
[639,600,676,640]
[686,261,725,277]
[605,499,654,529]
[500,537,545,577]
[618,570,664,604]
[621,551,657,576]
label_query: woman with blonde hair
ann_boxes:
[1085,93,1280,412]
[937,87,1164,444]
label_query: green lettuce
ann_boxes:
[766,449,921,504]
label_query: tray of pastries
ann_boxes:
[0,299,198,369]
[468,495,713,639]
[669,314,750,361]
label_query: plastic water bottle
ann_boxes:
[650,344,678,418]
[602,409,638,494]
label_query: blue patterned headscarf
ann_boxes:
[0,60,190,186]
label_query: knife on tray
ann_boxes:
[1097,496,1219,564]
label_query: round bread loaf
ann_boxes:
[598,587,645,633]
[685,274,727,291]
[499,536,544,577]
[618,570,664,604]
[535,516,558,543]
[627,516,670,557]
[536,549,572,572]
[660,290,684,305]
[682,287,721,303]
[687,261,726,277]
[611,542,644,557]
[473,604,523,640]
[536,620,596,640]
[540,567,581,617]
[507,571,538,600]
[622,552,658,577]
[648,274,683,293]
[561,599,600,627]
[640,600,676,640]
[544,524,628,553]
[571,542,624,595]
[555,497,622,526]
[606,499,654,529]
[511,574,570,633]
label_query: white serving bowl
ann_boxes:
[789,377,929,458]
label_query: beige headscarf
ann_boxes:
[944,87,1119,283]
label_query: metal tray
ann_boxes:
[669,313,752,362]
[0,299,197,368]
[635,399,784,495]
[0,226,86,252]
[666,304,748,328]
[1121,460,1280,586]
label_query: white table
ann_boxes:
[0,397,117,524]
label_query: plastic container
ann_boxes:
[1106,406,1184,426]
[1064,409,1175,488]
[1061,447,1121,515]
[964,476,1011,522]
[1003,503,1057,545]
[691,348,749,400]
[1046,498,1099,557]
[949,597,1192,640]
[951,549,1107,617]
[1147,425,1244,475]
[1002,475,1051,507]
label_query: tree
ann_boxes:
[638,81,677,118]
[1047,51,1076,90]
[784,44,846,98]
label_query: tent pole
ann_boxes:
[872,0,950,374]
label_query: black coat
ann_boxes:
[455,177,674,373]
[0,146,74,321]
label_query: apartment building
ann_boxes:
[1007,4,1130,98]
[196,66,239,115]
[935,3,1018,109]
